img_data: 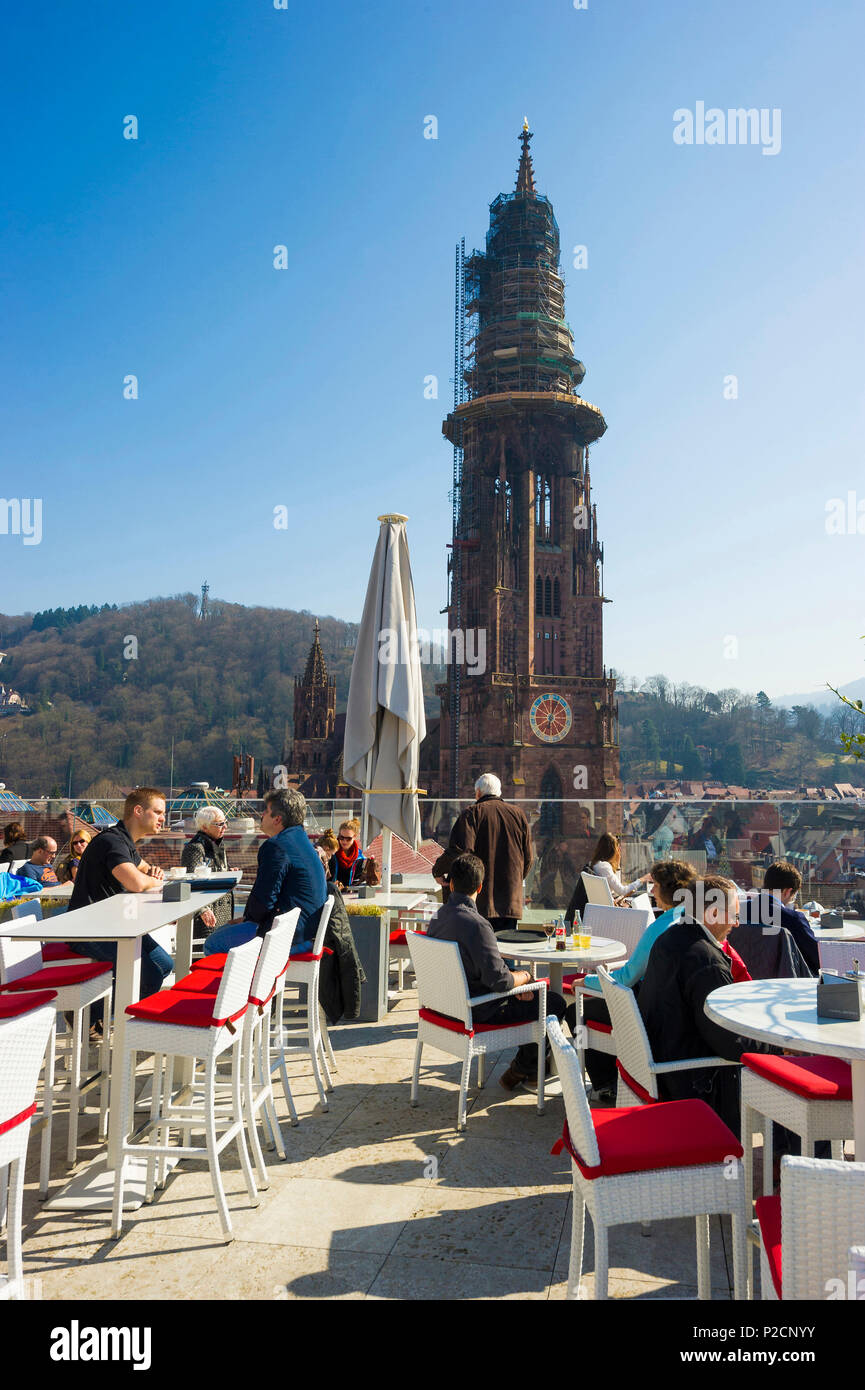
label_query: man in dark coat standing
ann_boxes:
[638,875,773,1137]
[440,773,533,935]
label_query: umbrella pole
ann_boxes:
[361,750,372,852]
[382,827,392,895]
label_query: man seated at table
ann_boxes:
[737,860,819,975]
[203,788,327,957]
[20,836,60,887]
[638,874,773,1136]
[67,788,174,1024]
[426,852,567,1092]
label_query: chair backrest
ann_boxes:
[11,900,43,921]
[251,909,299,1003]
[583,904,654,958]
[780,1156,865,1300]
[818,939,864,975]
[0,920,44,986]
[212,939,262,1026]
[0,1002,56,1137]
[597,964,660,1099]
[406,932,472,1028]
[546,1016,601,1168]
[629,892,654,914]
[310,896,335,956]
[9,860,27,878]
[581,871,615,907]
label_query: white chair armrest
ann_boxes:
[651,1056,739,1075]
[471,979,548,1008]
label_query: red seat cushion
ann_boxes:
[553,1099,742,1180]
[43,942,89,962]
[755,1193,782,1297]
[562,972,587,996]
[286,947,333,963]
[125,989,247,1029]
[742,1052,853,1101]
[1,961,112,991]
[616,1060,658,1104]
[192,953,228,972]
[390,930,407,945]
[418,1006,537,1038]
[171,970,221,995]
[0,989,58,1019]
[585,1017,612,1035]
[0,1101,38,1139]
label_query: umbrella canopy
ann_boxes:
[343,515,426,854]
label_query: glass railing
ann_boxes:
[7,795,863,913]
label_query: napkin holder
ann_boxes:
[162,880,191,904]
[816,969,861,1021]
[357,885,375,900]
[819,911,845,932]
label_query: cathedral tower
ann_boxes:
[435,125,621,836]
[290,620,336,772]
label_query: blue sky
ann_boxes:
[3,0,864,699]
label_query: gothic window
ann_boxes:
[504,480,512,527]
[553,578,561,616]
[544,577,552,616]
[535,474,552,541]
[535,575,542,615]
[539,766,563,837]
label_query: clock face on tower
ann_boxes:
[529,693,572,744]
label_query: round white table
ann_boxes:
[814,920,865,942]
[705,978,865,1159]
[499,935,627,995]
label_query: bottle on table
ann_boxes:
[555,918,566,952]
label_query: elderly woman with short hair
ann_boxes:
[181,806,234,938]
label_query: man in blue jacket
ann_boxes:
[738,860,819,974]
[203,788,327,957]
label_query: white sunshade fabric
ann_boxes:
[343,514,426,850]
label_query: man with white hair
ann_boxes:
[439,772,533,936]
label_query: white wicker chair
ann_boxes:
[739,1050,852,1207]
[547,1016,747,1301]
[110,938,262,1244]
[581,872,615,907]
[271,897,336,1112]
[568,906,656,1072]
[171,911,299,1186]
[407,931,547,1131]
[10,900,87,967]
[389,906,435,991]
[0,993,57,1298]
[849,1245,865,1299]
[596,964,738,1107]
[0,923,111,1169]
[755,1155,865,1299]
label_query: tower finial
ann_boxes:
[516,122,535,195]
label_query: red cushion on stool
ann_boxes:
[755,1193,782,1297]
[562,972,587,995]
[43,942,88,962]
[561,1098,742,1180]
[125,989,247,1029]
[0,989,58,1019]
[287,947,333,963]
[191,953,228,972]
[742,1052,853,1101]
[1,961,112,991]
[390,930,407,945]
[585,1017,612,1034]
[172,970,221,995]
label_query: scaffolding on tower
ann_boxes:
[449,238,465,797]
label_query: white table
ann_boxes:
[499,935,627,995]
[343,890,428,911]
[705,978,865,1160]
[4,887,228,1210]
[815,920,865,942]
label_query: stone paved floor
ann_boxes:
[10,990,749,1301]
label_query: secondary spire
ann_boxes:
[515,119,536,195]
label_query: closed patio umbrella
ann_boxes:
[342,514,426,891]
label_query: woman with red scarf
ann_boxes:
[329,820,366,889]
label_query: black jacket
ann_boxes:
[318,883,366,1026]
[638,916,770,1135]
[426,892,516,1021]
[739,892,819,974]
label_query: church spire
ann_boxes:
[303,619,329,686]
[515,118,536,195]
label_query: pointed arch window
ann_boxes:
[535,574,542,615]
[544,577,552,616]
[535,474,552,541]
[553,578,561,616]
[539,767,563,837]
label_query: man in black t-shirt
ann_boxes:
[68,788,174,1020]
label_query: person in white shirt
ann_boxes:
[589,832,651,900]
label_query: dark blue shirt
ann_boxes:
[244,825,328,946]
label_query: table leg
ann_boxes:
[852,1058,865,1162]
[174,912,195,1089]
[108,936,142,1169]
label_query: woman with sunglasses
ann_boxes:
[329,819,366,889]
[57,829,93,884]
[181,806,235,939]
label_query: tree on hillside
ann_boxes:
[681,734,703,778]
